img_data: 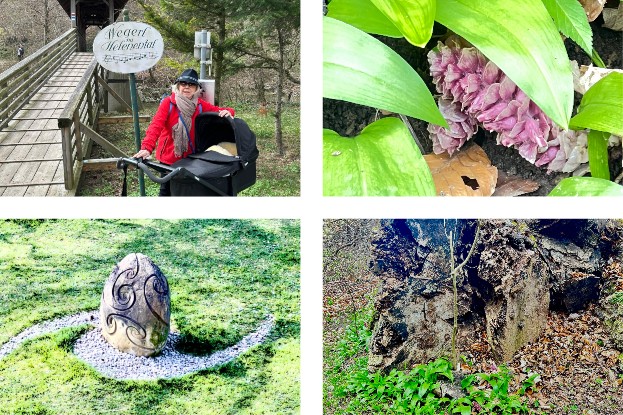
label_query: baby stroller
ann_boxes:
[117,112,259,196]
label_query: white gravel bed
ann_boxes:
[0,311,275,381]
[0,311,98,360]
[73,315,275,380]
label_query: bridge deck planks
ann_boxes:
[0,52,93,196]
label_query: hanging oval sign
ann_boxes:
[93,21,163,74]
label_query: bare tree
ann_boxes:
[0,0,68,53]
[323,220,380,281]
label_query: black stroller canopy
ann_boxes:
[194,112,259,163]
[117,111,259,196]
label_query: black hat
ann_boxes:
[176,69,199,86]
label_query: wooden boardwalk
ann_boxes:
[0,52,93,196]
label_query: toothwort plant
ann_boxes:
[427,37,589,174]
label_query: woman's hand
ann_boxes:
[133,149,151,159]
[218,109,234,118]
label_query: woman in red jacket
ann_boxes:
[133,68,235,196]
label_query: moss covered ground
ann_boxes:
[0,219,300,414]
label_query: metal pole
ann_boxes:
[199,30,207,80]
[70,0,76,28]
[124,9,145,196]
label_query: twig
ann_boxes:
[331,241,357,257]
[454,221,481,276]
[450,230,458,369]
[449,220,481,370]
[399,114,425,154]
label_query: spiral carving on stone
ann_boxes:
[104,313,152,350]
[100,253,171,357]
[109,254,140,311]
[144,273,169,325]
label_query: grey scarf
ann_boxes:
[172,85,201,157]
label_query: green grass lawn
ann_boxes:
[0,219,300,415]
[77,102,300,197]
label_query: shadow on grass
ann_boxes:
[175,317,299,357]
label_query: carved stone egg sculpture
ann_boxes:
[100,253,171,357]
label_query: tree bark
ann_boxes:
[43,0,49,45]
[274,27,285,156]
[214,12,226,106]
[254,73,266,104]
[368,219,620,372]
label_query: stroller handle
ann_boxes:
[138,163,184,184]
[117,157,184,184]
[115,156,232,196]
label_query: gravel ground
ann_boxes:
[0,311,98,360]
[0,311,274,381]
[73,314,275,380]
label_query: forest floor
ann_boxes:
[324,265,623,415]
[0,58,14,73]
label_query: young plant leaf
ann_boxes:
[327,0,402,37]
[569,72,623,136]
[591,48,606,68]
[436,0,573,129]
[542,0,593,56]
[368,0,435,47]
[587,129,610,180]
[549,177,623,196]
[453,405,472,415]
[323,118,436,196]
[323,17,447,127]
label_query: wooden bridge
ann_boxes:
[0,28,140,197]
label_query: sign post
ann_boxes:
[194,30,215,105]
[92,11,164,196]
[124,10,145,196]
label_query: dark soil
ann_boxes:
[570,16,623,69]
[323,19,623,196]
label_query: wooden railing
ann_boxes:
[58,59,108,191]
[0,28,77,130]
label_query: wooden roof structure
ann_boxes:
[56,0,129,26]
[56,0,130,50]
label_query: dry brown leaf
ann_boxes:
[603,4,623,31]
[571,60,623,94]
[423,143,497,196]
[579,0,606,22]
[493,171,540,196]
